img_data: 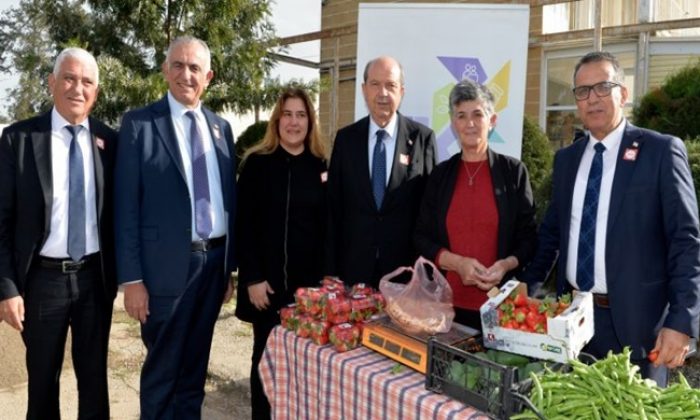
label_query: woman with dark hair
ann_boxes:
[235,87,328,418]
[414,79,537,330]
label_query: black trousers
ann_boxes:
[250,310,280,420]
[21,260,112,420]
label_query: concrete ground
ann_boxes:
[0,292,253,419]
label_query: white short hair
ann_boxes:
[165,36,211,72]
[53,47,99,85]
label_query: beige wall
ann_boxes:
[319,0,540,141]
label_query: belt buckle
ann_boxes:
[61,260,81,274]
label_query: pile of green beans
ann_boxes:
[510,348,700,419]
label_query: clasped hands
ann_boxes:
[455,256,516,291]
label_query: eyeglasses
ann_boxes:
[572,81,622,101]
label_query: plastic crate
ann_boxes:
[425,337,554,419]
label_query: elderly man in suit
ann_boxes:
[327,56,437,288]
[0,47,117,420]
[522,51,700,386]
[115,36,236,419]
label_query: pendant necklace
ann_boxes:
[463,160,486,186]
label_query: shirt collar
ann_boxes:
[167,91,203,119]
[369,113,398,141]
[51,107,90,133]
[587,118,626,152]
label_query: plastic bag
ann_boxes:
[379,256,455,334]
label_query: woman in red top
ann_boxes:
[414,79,537,329]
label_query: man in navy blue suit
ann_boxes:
[523,51,700,386]
[115,36,236,418]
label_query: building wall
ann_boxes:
[319,0,540,141]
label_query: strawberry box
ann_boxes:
[296,314,315,338]
[329,323,362,352]
[349,294,377,322]
[294,287,325,316]
[480,280,594,363]
[309,320,332,345]
[280,304,300,332]
[323,293,351,324]
[350,282,374,296]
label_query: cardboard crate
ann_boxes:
[479,280,594,363]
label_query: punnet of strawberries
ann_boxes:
[497,291,572,334]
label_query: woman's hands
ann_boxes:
[248,281,275,311]
[438,252,518,291]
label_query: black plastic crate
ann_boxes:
[425,337,553,419]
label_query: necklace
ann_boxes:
[463,160,486,186]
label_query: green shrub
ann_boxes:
[633,60,700,139]
[685,137,700,211]
[521,116,554,223]
[235,120,268,171]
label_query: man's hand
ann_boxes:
[0,296,25,332]
[651,327,691,368]
[123,282,149,323]
[248,281,274,311]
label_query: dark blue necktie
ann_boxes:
[577,142,606,291]
[186,111,213,239]
[372,129,387,209]
[66,125,85,262]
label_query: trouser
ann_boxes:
[250,311,280,420]
[138,245,227,420]
[22,258,112,420]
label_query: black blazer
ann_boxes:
[326,113,437,285]
[414,149,537,281]
[0,111,118,301]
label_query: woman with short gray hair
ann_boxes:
[414,79,537,329]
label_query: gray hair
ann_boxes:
[573,51,625,85]
[166,36,211,72]
[53,47,99,85]
[448,79,495,116]
[363,56,405,86]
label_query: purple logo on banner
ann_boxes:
[437,56,487,83]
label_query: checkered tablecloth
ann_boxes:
[259,326,489,420]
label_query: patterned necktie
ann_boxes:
[372,129,387,209]
[66,125,85,262]
[577,142,606,291]
[185,111,213,239]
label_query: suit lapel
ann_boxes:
[560,138,588,253]
[353,118,376,210]
[152,97,187,183]
[387,114,410,194]
[607,123,642,232]
[202,107,233,203]
[89,124,105,219]
[31,113,53,232]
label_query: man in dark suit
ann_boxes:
[114,36,236,419]
[327,56,437,287]
[522,51,700,386]
[0,47,117,419]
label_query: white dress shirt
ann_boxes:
[167,92,226,241]
[40,108,99,258]
[566,120,626,293]
[368,115,399,186]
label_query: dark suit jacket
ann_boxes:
[414,149,537,280]
[326,113,437,285]
[522,122,700,355]
[114,96,236,296]
[0,111,118,301]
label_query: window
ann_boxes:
[543,0,637,34]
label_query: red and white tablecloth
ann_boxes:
[259,326,489,420]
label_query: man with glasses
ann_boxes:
[523,51,700,386]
